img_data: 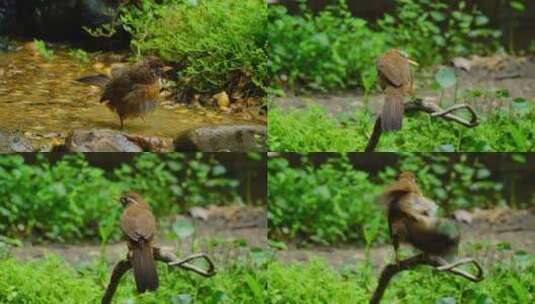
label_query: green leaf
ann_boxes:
[173,218,195,240]
[510,1,525,11]
[172,294,193,304]
[436,297,456,304]
[435,67,457,89]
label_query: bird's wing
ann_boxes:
[121,84,159,117]
[398,193,438,223]
[100,73,136,103]
[120,208,156,242]
[377,56,411,87]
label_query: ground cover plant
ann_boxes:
[267,249,534,304]
[1,247,531,303]
[0,153,241,243]
[268,154,516,246]
[268,100,535,152]
[117,0,268,100]
[0,244,270,304]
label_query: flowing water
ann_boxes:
[0,41,263,147]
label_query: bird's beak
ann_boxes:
[162,66,173,72]
[408,59,419,66]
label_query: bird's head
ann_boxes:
[397,171,416,182]
[119,191,145,207]
[145,56,173,76]
[391,49,419,66]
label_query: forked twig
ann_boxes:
[365,98,480,152]
[369,254,484,304]
[102,247,216,304]
[166,252,216,277]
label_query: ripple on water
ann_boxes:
[0,41,262,139]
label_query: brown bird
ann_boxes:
[376,49,418,132]
[379,172,460,264]
[119,192,159,293]
[77,57,171,129]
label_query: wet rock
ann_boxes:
[62,129,142,152]
[0,131,33,152]
[124,134,174,152]
[174,125,266,152]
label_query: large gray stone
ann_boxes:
[63,129,142,152]
[0,131,33,152]
[174,125,266,152]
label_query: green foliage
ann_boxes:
[268,2,386,93]
[67,48,90,63]
[114,153,239,216]
[379,153,504,214]
[378,0,501,66]
[268,101,535,152]
[267,252,535,303]
[268,153,507,245]
[0,154,239,243]
[268,156,387,246]
[120,0,267,97]
[0,154,122,243]
[268,0,501,92]
[268,259,368,303]
[0,249,270,304]
[33,39,54,61]
[268,106,368,152]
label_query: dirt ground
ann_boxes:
[275,208,535,271]
[11,205,267,267]
[274,55,535,117]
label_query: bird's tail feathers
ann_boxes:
[131,240,159,293]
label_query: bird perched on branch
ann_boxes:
[119,192,158,293]
[376,49,418,131]
[77,56,171,129]
[379,172,460,264]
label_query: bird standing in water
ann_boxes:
[77,57,171,129]
[376,49,418,132]
[119,192,159,293]
[379,172,460,264]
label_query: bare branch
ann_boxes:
[156,249,216,277]
[101,248,216,303]
[365,117,383,152]
[101,260,132,304]
[369,254,484,304]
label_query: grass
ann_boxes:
[0,249,270,304]
[2,240,532,303]
[268,104,535,152]
[268,250,534,304]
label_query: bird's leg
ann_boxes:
[119,117,124,130]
